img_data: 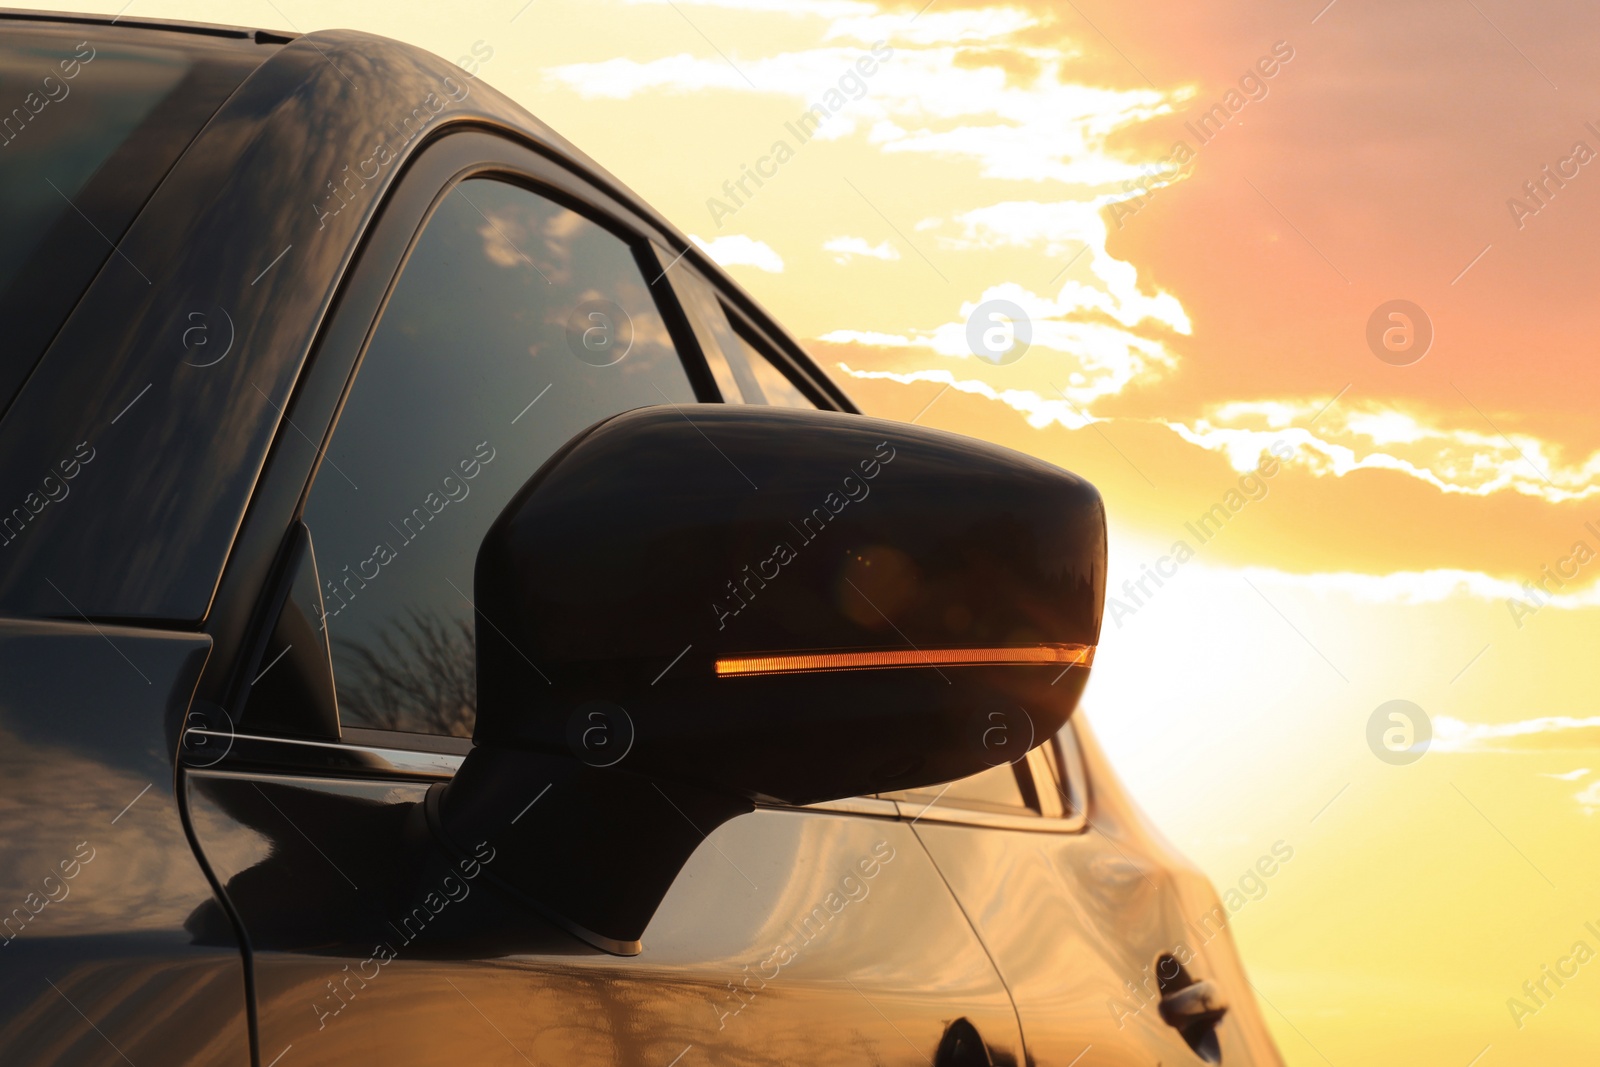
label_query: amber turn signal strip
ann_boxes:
[715,643,1095,677]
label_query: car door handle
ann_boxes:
[1158,979,1228,1032]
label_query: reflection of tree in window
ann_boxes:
[334,608,474,737]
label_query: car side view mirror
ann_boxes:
[431,406,1106,953]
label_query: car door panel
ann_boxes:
[0,622,250,1066]
[910,717,1279,1066]
[915,821,1201,1065]
[187,769,1024,1065]
[179,126,1028,1067]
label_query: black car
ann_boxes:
[0,12,1283,1066]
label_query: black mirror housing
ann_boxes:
[472,406,1105,806]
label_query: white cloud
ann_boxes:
[826,8,1038,45]
[544,0,1600,523]
[1165,402,1600,504]
[940,199,1192,333]
[834,365,1099,430]
[690,233,785,272]
[1433,726,1600,813]
[617,0,1034,47]
[831,269,1181,412]
[824,235,900,263]
[818,329,913,347]
[546,42,1183,180]
[837,321,1172,411]
[546,10,1196,419]
[823,193,1194,417]
[1227,564,1600,615]
[1432,715,1600,753]
[1099,555,1600,612]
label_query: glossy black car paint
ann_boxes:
[0,12,1285,1067]
[0,621,249,1064]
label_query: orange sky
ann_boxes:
[28,1,1600,1061]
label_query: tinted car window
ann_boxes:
[0,38,182,294]
[662,263,821,408]
[302,176,696,738]
[734,321,817,409]
[0,27,259,418]
[669,265,760,402]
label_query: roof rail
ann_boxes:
[0,7,298,43]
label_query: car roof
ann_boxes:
[0,18,852,625]
[0,10,834,401]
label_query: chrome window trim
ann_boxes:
[1025,747,1062,818]
[342,725,471,756]
[887,800,1086,834]
[185,729,464,779]
[761,796,902,820]
[872,744,1091,835]
[1048,721,1092,834]
[191,732,1089,834]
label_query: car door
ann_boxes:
[896,715,1266,1066]
[181,132,1023,1067]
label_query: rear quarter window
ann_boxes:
[0,25,260,418]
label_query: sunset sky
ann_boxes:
[31,0,1600,1060]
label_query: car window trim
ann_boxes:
[303,163,731,506]
[183,726,1086,833]
[868,748,1094,834]
[666,262,769,403]
[196,129,723,742]
[197,131,861,777]
[1050,720,1091,831]
[720,298,835,407]
[198,712,1089,837]
[1026,747,1063,818]
[887,799,1087,834]
[643,246,734,403]
[298,171,719,737]
[184,729,467,779]
[891,741,1088,833]
[692,257,859,414]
